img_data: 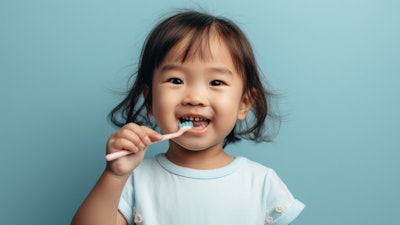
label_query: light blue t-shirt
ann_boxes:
[119,153,305,225]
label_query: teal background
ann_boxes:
[1,0,399,224]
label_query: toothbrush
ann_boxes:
[105,121,193,161]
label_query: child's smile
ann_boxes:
[179,116,210,128]
[174,94,215,136]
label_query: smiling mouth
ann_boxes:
[179,116,210,128]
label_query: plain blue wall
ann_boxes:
[1,0,399,224]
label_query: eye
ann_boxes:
[210,80,224,86]
[168,78,183,85]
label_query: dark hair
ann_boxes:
[109,10,280,147]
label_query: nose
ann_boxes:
[181,87,209,106]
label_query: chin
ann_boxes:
[171,139,222,152]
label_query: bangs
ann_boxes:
[173,27,215,63]
[142,11,252,80]
[160,23,249,78]
[139,10,258,93]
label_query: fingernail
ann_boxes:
[139,142,145,150]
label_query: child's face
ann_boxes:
[150,35,252,152]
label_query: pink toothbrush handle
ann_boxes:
[159,126,191,140]
[105,126,192,161]
[105,150,131,161]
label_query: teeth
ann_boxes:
[182,116,206,121]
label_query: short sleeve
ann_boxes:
[118,173,135,225]
[264,169,305,225]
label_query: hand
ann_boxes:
[106,123,163,176]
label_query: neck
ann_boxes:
[165,142,233,170]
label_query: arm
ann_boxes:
[71,170,130,225]
[71,123,163,225]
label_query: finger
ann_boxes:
[140,126,164,143]
[114,125,146,148]
[122,124,162,146]
[110,138,139,153]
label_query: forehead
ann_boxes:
[161,28,236,67]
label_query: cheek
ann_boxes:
[215,93,243,118]
[151,88,181,129]
[152,90,170,114]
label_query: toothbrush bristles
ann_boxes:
[179,121,193,128]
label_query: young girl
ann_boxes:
[72,10,305,225]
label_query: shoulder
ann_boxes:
[238,158,306,225]
[237,157,276,178]
[239,158,292,199]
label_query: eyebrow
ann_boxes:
[160,64,233,76]
[206,67,233,76]
[159,65,184,73]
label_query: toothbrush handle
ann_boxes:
[105,150,131,161]
[161,126,191,140]
[160,132,182,140]
[104,134,169,161]
[105,126,192,161]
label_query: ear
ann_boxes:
[237,88,255,120]
[142,85,153,115]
